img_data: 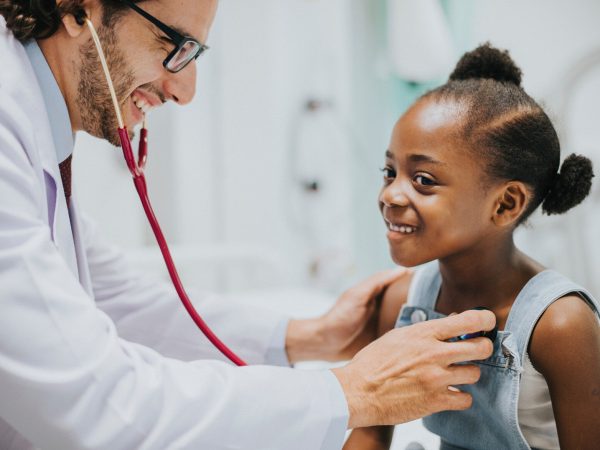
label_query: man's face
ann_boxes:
[77,0,217,145]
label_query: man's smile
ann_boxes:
[126,88,164,125]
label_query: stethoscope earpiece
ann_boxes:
[74,10,88,27]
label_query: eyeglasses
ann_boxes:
[120,0,209,73]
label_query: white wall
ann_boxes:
[73,0,358,292]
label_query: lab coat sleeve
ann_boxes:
[0,97,348,449]
[81,214,292,365]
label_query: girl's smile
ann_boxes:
[379,99,497,268]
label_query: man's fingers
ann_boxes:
[431,309,496,341]
[442,390,473,411]
[447,364,481,386]
[444,337,494,365]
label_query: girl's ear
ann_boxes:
[492,181,529,227]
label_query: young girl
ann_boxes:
[344,44,600,450]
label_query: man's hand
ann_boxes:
[285,268,409,363]
[332,309,496,429]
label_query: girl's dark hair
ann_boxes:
[0,0,135,41]
[423,43,594,221]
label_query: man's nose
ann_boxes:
[162,61,197,105]
[380,179,411,208]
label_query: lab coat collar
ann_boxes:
[14,37,66,190]
[23,40,75,164]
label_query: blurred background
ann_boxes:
[73,0,600,447]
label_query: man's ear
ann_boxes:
[60,0,93,38]
[492,181,530,227]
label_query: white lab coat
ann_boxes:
[0,22,347,450]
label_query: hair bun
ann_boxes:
[542,154,594,215]
[449,43,523,87]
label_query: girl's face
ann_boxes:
[379,98,503,267]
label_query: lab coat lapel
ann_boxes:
[13,38,81,282]
[38,142,80,283]
[68,193,94,296]
[35,113,80,283]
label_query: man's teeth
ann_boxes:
[388,223,417,234]
[131,93,152,113]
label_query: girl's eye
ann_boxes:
[414,174,437,187]
[381,167,396,182]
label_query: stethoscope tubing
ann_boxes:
[86,18,246,367]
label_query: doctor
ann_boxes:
[0,1,495,449]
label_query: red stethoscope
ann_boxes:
[85,19,246,366]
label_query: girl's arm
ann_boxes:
[343,426,394,450]
[529,295,600,450]
[343,271,413,450]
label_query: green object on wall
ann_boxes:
[390,0,475,115]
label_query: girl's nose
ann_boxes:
[380,180,411,208]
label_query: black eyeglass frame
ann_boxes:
[120,0,209,73]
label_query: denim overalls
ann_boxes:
[395,262,600,450]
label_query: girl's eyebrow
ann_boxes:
[385,150,447,166]
[408,153,447,166]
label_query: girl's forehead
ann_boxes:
[412,98,467,132]
[391,98,468,153]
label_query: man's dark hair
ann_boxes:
[0,0,137,41]
[421,43,594,222]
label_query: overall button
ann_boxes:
[410,308,428,324]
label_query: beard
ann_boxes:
[77,23,135,146]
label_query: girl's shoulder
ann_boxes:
[504,267,599,353]
[529,292,599,374]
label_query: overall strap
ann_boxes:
[406,261,442,309]
[505,270,600,360]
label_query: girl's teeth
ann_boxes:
[389,223,417,234]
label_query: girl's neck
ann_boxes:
[436,236,543,327]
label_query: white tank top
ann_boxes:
[518,313,600,450]
[518,352,560,449]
